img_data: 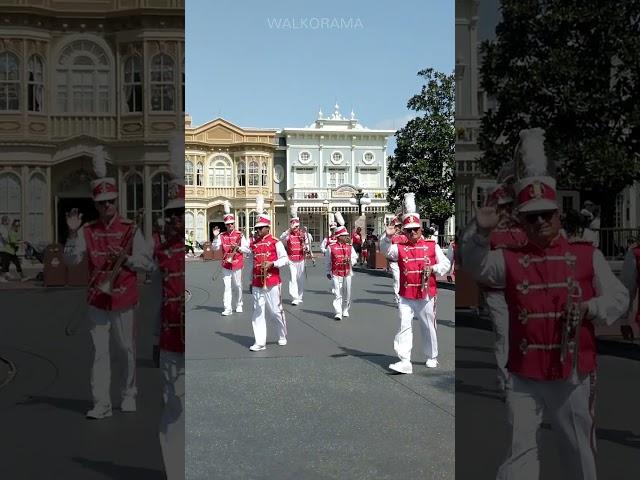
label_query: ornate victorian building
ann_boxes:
[184,116,277,242]
[0,0,184,244]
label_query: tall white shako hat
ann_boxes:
[402,193,421,229]
[91,146,118,201]
[223,200,235,224]
[486,160,516,207]
[254,195,271,228]
[289,206,300,227]
[165,132,185,210]
[328,212,337,229]
[334,211,349,236]
[513,128,557,213]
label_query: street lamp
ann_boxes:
[349,187,371,216]
[323,199,330,238]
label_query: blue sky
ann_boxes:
[186,0,454,151]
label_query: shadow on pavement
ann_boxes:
[216,331,254,349]
[190,305,224,314]
[595,428,640,450]
[71,457,163,480]
[330,346,394,370]
[455,380,503,402]
[351,298,395,307]
[16,395,90,414]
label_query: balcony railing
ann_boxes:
[287,188,387,201]
[51,115,116,139]
[185,186,271,199]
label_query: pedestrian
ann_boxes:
[320,214,338,255]
[153,138,185,479]
[380,192,451,374]
[64,145,154,419]
[351,226,363,264]
[621,235,640,339]
[280,207,307,305]
[325,212,358,320]
[212,200,248,315]
[461,128,628,480]
[242,195,289,351]
[1,218,28,282]
[185,231,195,256]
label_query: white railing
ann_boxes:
[51,115,117,139]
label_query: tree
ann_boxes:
[478,0,640,229]
[387,68,455,229]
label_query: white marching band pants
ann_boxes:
[395,296,438,362]
[288,260,305,302]
[222,267,243,311]
[389,261,400,304]
[88,305,137,407]
[159,350,185,480]
[486,290,510,391]
[497,373,596,480]
[331,275,352,316]
[251,283,287,345]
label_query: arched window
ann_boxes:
[248,161,259,186]
[125,174,144,220]
[249,210,258,230]
[150,54,175,111]
[123,56,143,113]
[236,209,246,235]
[196,162,203,186]
[28,55,44,112]
[237,161,246,187]
[211,156,232,186]
[27,174,45,243]
[0,52,20,111]
[185,161,193,185]
[56,39,111,113]
[196,212,205,243]
[185,211,194,236]
[0,173,21,221]
[261,162,268,186]
[151,172,170,227]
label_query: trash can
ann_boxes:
[43,243,67,287]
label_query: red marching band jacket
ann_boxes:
[286,231,306,262]
[329,243,352,277]
[325,234,338,248]
[392,233,408,244]
[84,217,138,311]
[154,239,185,353]
[250,234,282,288]
[398,239,438,300]
[503,237,597,380]
[220,230,244,270]
[490,224,528,251]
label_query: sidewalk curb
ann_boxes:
[352,266,455,291]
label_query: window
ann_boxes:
[300,214,320,245]
[249,161,259,186]
[331,151,343,165]
[123,56,143,113]
[261,162,268,186]
[0,173,21,222]
[327,169,346,188]
[28,55,44,112]
[236,209,246,235]
[27,174,45,243]
[185,211,194,235]
[150,54,175,111]
[358,169,378,188]
[237,161,246,186]
[249,211,257,229]
[294,167,315,187]
[299,151,311,164]
[363,152,375,164]
[185,161,193,185]
[196,162,203,186]
[0,52,20,111]
[197,212,205,243]
[212,157,232,186]
[151,172,170,227]
[56,40,110,113]
[125,174,144,220]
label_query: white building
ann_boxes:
[281,104,395,247]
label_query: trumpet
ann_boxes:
[96,222,139,294]
[261,261,269,288]
[225,243,240,263]
[419,256,432,293]
[560,280,583,370]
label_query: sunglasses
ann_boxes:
[96,199,116,206]
[405,227,420,232]
[524,211,556,224]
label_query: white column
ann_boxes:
[318,139,323,188]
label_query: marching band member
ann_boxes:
[320,214,338,255]
[280,207,307,305]
[154,146,185,479]
[241,196,289,351]
[64,146,153,419]
[461,128,628,480]
[212,200,248,316]
[380,193,450,374]
[325,212,358,320]
[382,215,407,304]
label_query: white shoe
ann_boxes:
[334,314,342,321]
[249,344,266,351]
[121,397,137,412]
[277,337,287,346]
[236,306,243,313]
[291,299,300,305]
[86,404,112,419]
[221,310,233,316]
[426,358,439,368]
[389,361,413,374]
[342,312,349,318]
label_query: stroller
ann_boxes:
[24,241,46,281]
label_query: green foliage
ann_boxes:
[387,69,455,226]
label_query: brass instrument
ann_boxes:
[225,242,240,263]
[560,280,583,370]
[261,261,269,288]
[419,256,432,293]
[96,212,142,295]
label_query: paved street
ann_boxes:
[0,277,167,479]
[186,258,455,480]
[456,311,640,479]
